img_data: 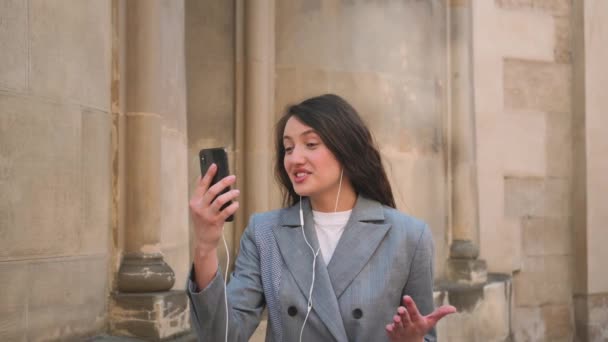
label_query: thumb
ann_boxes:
[426,305,457,326]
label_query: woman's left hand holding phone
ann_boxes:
[189,163,240,290]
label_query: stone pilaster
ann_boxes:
[446,0,487,285]
[109,0,187,339]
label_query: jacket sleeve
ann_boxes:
[403,224,436,342]
[187,215,265,342]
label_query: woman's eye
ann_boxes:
[306,143,318,149]
[284,146,293,154]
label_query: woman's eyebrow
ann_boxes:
[283,129,316,140]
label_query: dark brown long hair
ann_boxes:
[274,94,396,208]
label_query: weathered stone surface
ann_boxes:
[504,59,571,113]
[446,259,488,285]
[545,111,572,177]
[435,276,511,341]
[110,291,190,341]
[522,217,571,256]
[0,95,82,258]
[499,9,555,61]
[542,304,573,340]
[27,256,108,340]
[0,0,27,90]
[504,176,569,218]
[575,293,608,342]
[0,263,27,341]
[554,16,572,63]
[277,0,445,77]
[29,0,111,110]
[495,0,533,9]
[496,0,571,16]
[501,111,546,177]
[513,255,572,306]
[81,108,112,254]
[160,128,190,289]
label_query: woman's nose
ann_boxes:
[288,146,305,164]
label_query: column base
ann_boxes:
[117,252,175,292]
[109,291,190,341]
[446,258,488,285]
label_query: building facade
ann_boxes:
[0,0,606,341]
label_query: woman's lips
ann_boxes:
[293,172,309,183]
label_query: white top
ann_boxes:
[312,209,352,264]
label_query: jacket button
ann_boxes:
[288,306,298,316]
[352,308,363,319]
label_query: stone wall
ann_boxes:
[0,0,112,340]
[473,0,574,340]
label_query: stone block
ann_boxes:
[533,0,571,16]
[29,256,108,309]
[185,61,234,148]
[541,304,573,340]
[513,255,571,306]
[512,306,545,342]
[110,291,190,341]
[435,276,511,341]
[81,108,112,254]
[499,9,555,61]
[185,0,235,63]
[545,111,572,177]
[0,95,82,258]
[501,111,546,177]
[554,16,572,63]
[29,0,111,109]
[504,176,569,218]
[495,0,533,9]
[276,0,446,76]
[0,0,27,90]
[504,59,571,113]
[0,262,27,341]
[522,217,571,256]
[27,256,108,340]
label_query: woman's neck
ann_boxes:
[309,185,357,213]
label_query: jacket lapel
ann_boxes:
[327,196,391,299]
[272,199,348,342]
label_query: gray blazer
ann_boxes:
[187,196,436,342]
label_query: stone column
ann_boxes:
[446,0,487,285]
[572,0,608,340]
[117,0,175,295]
[241,0,276,234]
[109,0,188,340]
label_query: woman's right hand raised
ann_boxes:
[189,163,240,256]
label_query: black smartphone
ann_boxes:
[199,147,234,222]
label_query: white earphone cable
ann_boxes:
[222,229,230,342]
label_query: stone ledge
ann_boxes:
[109,291,190,341]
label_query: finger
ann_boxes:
[385,324,398,342]
[392,314,403,330]
[198,164,217,193]
[403,295,422,322]
[426,305,457,326]
[219,201,240,221]
[203,174,236,204]
[211,189,240,212]
[397,306,411,325]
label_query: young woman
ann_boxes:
[188,94,455,342]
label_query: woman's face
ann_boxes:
[282,116,343,202]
